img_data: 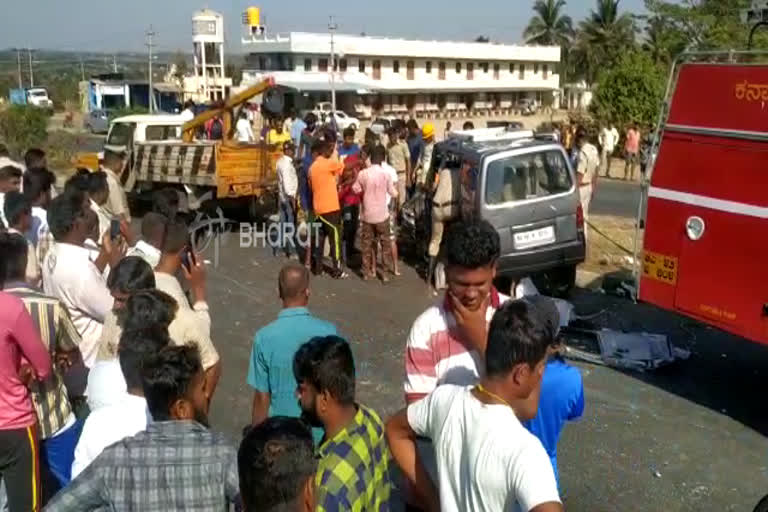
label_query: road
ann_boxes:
[592,178,642,218]
[198,232,768,512]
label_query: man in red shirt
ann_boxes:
[0,287,52,512]
[309,139,347,279]
[338,147,367,269]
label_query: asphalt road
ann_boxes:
[197,231,768,512]
[592,178,642,219]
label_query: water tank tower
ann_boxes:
[192,9,227,101]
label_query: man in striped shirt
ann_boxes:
[403,220,513,510]
[1,233,84,496]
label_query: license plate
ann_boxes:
[642,251,678,285]
[514,226,555,250]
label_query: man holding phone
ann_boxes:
[153,218,221,398]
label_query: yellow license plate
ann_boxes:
[231,183,254,197]
[642,251,678,285]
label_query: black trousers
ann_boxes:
[314,210,343,274]
[0,424,41,512]
[341,204,360,267]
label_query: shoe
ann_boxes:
[381,275,391,284]
[332,270,349,279]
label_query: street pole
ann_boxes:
[146,26,156,113]
[28,49,34,88]
[80,56,85,81]
[328,16,338,125]
[16,49,22,88]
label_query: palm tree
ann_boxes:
[575,0,637,84]
[524,0,575,46]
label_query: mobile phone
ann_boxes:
[181,247,196,272]
[109,219,121,240]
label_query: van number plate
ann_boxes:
[514,226,555,250]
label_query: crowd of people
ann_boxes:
[0,112,588,512]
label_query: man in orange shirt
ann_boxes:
[309,138,347,279]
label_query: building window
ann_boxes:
[438,61,446,80]
[359,59,366,72]
[456,62,462,73]
[534,63,540,74]
[258,56,266,70]
[304,58,312,71]
[543,64,549,79]
[509,62,514,73]
[426,61,432,73]
[481,62,489,73]
[407,60,415,80]
[339,58,347,72]
[467,62,474,80]
[319,58,328,72]
[393,60,400,73]
[493,63,500,79]
[373,60,381,80]
[519,64,525,80]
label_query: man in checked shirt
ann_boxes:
[45,345,240,511]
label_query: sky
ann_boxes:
[0,0,647,53]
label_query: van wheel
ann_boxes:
[535,265,577,298]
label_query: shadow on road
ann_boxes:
[570,281,768,438]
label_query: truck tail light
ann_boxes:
[576,204,585,231]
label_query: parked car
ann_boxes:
[319,110,360,132]
[83,109,110,134]
[401,129,585,292]
[486,120,525,130]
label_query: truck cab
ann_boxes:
[104,114,185,154]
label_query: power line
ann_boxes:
[146,25,156,113]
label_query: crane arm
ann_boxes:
[182,77,275,142]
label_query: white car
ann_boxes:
[326,110,359,132]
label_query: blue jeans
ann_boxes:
[279,200,297,256]
[41,419,84,491]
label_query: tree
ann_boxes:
[589,50,666,127]
[642,16,687,66]
[172,51,189,84]
[0,106,49,158]
[574,0,637,84]
[475,36,491,43]
[524,0,575,46]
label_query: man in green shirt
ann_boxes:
[247,264,336,444]
[293,335,392,511]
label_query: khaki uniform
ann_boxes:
[429,168,461,257]
[577,143,600,240]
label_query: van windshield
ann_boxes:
[484,149,572,205]
[107,122,135,147]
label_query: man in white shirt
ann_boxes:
[387,299,562,512]
[180,100,196,122]
[236,110,255,143]
[72,325,169,477]
[43,190,123,368]
[576,128,600,241]
[4,191,41,286]
[276,141,299,258]
[101,150,131,221]
[125,212,166,269]
[153,218,221,396]
[22,168,54,247]
[87,170,112,241]
[598,124,619,177]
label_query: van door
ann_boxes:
[478,147,579,257]
[662,131,768,342]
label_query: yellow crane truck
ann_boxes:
[75,78,284,213]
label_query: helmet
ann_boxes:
[422,122,435,140]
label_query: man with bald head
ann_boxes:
[247,263,337,443]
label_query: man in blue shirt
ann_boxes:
[337,127,360,162]
[523,300,584,488]
[406,119,423,173]
[247,263,337,444]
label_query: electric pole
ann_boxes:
[146,26,156,113]
[80,56,86,81]
[16,49,22,88]
[328,16,337,124]
[28,49,34,88]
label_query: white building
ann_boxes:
[183,9,233,102]
[241,29,561,118]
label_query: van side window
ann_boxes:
[145,125,181,141]
[106,122,136,147]
[484,149,571,205]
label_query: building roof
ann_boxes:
[243,32,560,62]
[245,71,559,94]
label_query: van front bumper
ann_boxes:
[496,238,586,278]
